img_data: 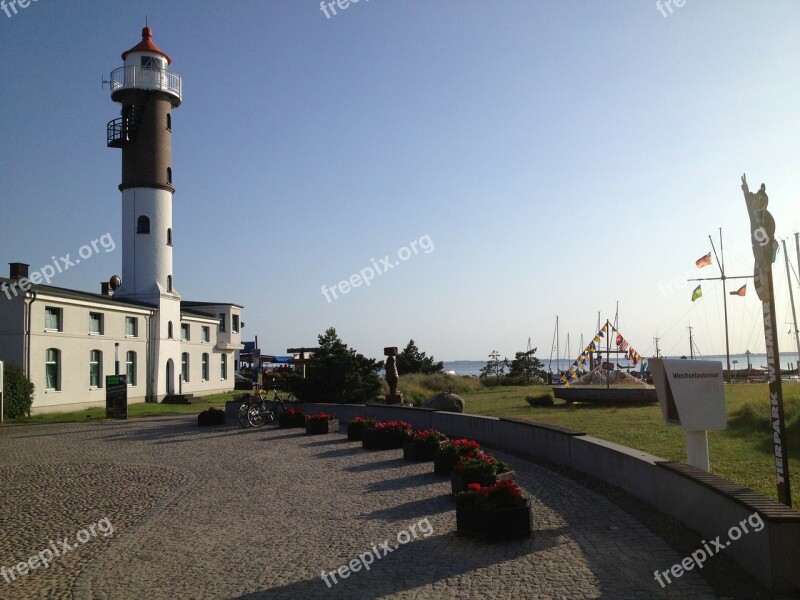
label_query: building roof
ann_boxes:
[121,26,172,65]
[0,277,156,310]
[180,307,221,320]
[181,301,244,309]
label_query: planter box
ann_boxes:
[451,470,516,495]
[278,413,305,429]
[347,422,369,441]
[433,453,458,476]
[456,499,532,540]
[362,429,407,450]
[306,419,339,435]
[403,440,438,462]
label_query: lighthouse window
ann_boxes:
[141,56,164,70]
[166,113,171,130]
[167,168,172,184]
[137,215,150,234]
[167,228,172,246]
[167,275,173,292]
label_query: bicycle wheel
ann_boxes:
[248,404,266,428]
[238,396,252,428]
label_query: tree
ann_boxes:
[3,363,34,419]
[508,348,547,384]
[396,339,443,375]
[297,328,382,404]
[479,355,509,380]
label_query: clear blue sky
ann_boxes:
[2,1,799,364]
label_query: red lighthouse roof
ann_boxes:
[121,26,172,65]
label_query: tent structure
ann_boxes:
[560,320,649,386]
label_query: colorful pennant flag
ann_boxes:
[691,285,702,302]
[729,285,746,297]
[695,253,712,268]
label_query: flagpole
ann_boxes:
[709,230,733,380]
[689,229,751,383]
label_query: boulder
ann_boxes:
[424,392,464,413]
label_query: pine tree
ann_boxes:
[396,339,444,375]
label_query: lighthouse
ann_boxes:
[107,25,181,301]
[107,26,183,398]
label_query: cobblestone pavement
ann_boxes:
[0,416,724,599]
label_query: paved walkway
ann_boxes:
[0,415,722,599]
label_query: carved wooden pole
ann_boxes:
[384,346,403,405]
[742,174,791,507]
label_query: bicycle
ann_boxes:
[237,391,259,428]
[248,388,296,427]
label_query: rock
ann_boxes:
[424,392,464,413]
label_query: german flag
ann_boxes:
[691,285,702,302]
[729,285,746,297]
[695,253,712,268]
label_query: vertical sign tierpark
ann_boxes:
[741,174,791,507]
[105,374,128,419]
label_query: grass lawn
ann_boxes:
[2,391,241,425]
[460,382,800,504]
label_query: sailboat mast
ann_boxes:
[556,316,560,375]
[781,238,800,372]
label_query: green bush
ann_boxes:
[526,393,554,408]
[295,328,382,404]
[3,364,34,419]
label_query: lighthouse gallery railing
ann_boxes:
[110,66,182,101]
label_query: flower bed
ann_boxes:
[347,416,377,441]
[451,451,514,495]
[433,439,481,476]
[454,481,532,540]
[362,420,412,450]
[197,407,226,426]
[278,408,305,428]
[305,412,339,435]
[403,429,448,462]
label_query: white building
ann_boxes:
[0,26,243,413]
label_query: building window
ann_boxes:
[166,113,171,130]
[201,326,210,343]
[219,313,226,332]
[167,275,173,292]
[45,307,62,331]
[168,321,174,339]
[126,351,137,386]
[221,354,228,380]
[89,350,102,388]
[167,167,172,184]
[232,315,239,333]
[137,215,150,234]
[45,348,60,390]
[125,316,138,337]
[89,312,104,335]
[181,323,189,341]
[181,352,189,382]
[167,228,172,246]
[202,353,209,381]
